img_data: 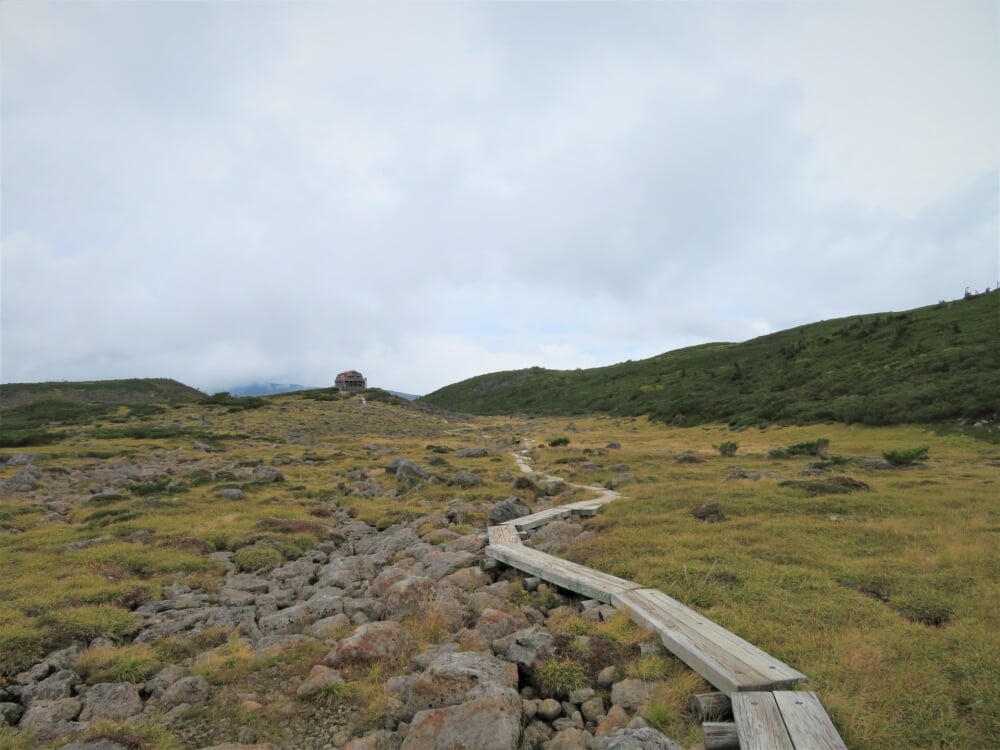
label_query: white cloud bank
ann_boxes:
[2,1,997,394]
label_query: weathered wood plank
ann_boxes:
[612,589,806,691]
[484,544,641,603]
[507,507,576,530]
[613,590,775,693]
[487,524,523,547]
[702,722,739,750]
[689,692,733,721]
[732,692,795,750]
[774,691,847,750]
[640,590,805,684]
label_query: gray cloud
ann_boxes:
[2,2,996,394]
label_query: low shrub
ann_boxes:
[548,436,571,447]
[882,447,929,466]
[786,438,830,457]
[713,441,739,457]
[232,546,284,572]
[535,657,587,698]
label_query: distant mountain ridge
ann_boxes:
[419,292,1000,427]
[0,378,204,410]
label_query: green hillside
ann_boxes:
[420,291,1000,426]
[0,378,204,411]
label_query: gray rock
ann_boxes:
[218,488,245,500]
[537,697,563,721]
[252,466,284,482]
[581,695,606,723]
[522,719,555,749]
[550,727,597,749]
[20,669,81,705]
[144,665,187,700]
[449,470,483,488]
[597,727,684,750]
[59,741,132,750]
[0,702,24,727]
[488,496,532,525]
[295,664,344,698]
[385,459,428,480]
[401,688,522,750]
[78,682,143,721]
[18,697,82,738]
[402,650,518,718]
[157,675,211,710]
[454,448,488,458]
[5,453,40,466]
[311,613,351,639]
[610,680,656,712]
[328,621,416,667]
[493,628,555,670]
[0,466,43,492]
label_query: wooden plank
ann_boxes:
[702,722,739,750]
[690,692,732,721]
[487,524,523,547]
[485,544,641,603]
[732,692,795,750]
[507,507,575,530]
[613,590,775,693]
[614,589,807,690]
[773,691,847,750]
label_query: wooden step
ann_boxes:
[732,692,846,750]
[611,589,807,694]
[487,524,524,547]
[484,544,642,603]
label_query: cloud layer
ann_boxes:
[2,2,997,394]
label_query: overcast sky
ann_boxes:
[2,2,997,395]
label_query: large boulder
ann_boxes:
[449,470,483,488]
[489,497,531,525]
[401,686,522,750]
[401,651,518,717]
[327,622,416,667]
[78,682,143,722]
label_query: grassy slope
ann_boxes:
[420,291,1000,426]
[520,415,1000,748]
[0,394,997,748]
[0,378,205,410]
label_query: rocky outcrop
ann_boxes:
[4,457,692,750]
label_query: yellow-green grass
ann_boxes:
[538,419,999,749]
[0,394,514,681]
[3,396,997,749]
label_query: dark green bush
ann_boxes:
[713,441,739,457]
[882,447,929,466]
[786,438,830,457]
[548,436,570,447]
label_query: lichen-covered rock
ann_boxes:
[488,496,531,525]
[401,687,522,750]
[328,621,416,667]
[610,680,656,712]
[597,727,684,750]
[18,697,82,739]
[157,675,211,711]
[78,681,143,722]
[402,651,518,718]
[0,702,24,727]
[295,664,343,698]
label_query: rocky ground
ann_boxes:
[1,448,698,750]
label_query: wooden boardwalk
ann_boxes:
[488,446,846,749]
